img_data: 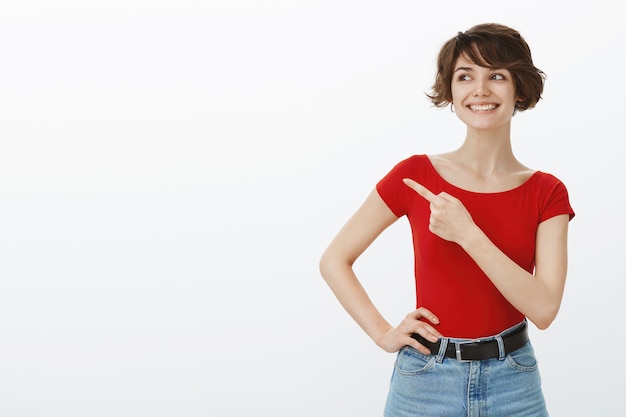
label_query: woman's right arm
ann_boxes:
[319,189,442,354]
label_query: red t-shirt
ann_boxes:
[376,155,575,338]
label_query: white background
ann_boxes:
[1,1,623,416]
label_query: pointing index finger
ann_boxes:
[403,178,437,203]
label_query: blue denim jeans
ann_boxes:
[384,321,548,417]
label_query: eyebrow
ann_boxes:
[454,66,473,73]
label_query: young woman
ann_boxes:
[319,23,574,416]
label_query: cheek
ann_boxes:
[450,86,461,102]
[450,83,470,101]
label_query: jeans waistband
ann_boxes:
[411,320,529,362]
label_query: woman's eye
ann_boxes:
[491,73,505,80]
[458,74,471,81]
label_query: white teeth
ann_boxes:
[469,104,497,111]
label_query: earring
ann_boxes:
[450,103,455,113]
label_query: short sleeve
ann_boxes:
[375,156,423,217]
[539,174,575,222]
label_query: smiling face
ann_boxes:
[451,54,519,132]
[428,24,545,112]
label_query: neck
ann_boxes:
[452,124,521,176]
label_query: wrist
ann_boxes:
[460,224,485,252]
[372,324,393,348]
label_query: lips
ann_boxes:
[468,104,498,111]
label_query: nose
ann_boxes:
[473,78,490,96]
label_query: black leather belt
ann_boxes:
[410,321,528,361]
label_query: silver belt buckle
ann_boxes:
[454,342,472,362]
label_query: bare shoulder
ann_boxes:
[426,152,459,176]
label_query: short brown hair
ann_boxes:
[427,23,546,111]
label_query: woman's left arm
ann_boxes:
[463,214,569,330]
[403,178,570,330]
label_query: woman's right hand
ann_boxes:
[375,308,442,354]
